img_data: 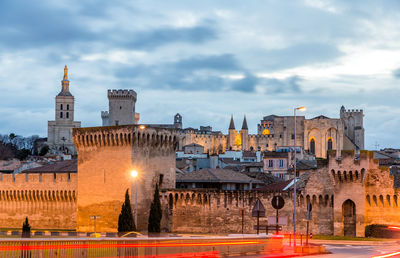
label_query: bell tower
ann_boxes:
[47,66,81,155]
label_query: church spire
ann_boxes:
[229,115,235,130]
[63,65,68,80]
[241,115,248,130]
[59,65,72,96]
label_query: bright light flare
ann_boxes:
[372,251,400,258]
[296,106,306,112]
[139,125,146,129]
[388,226,400,230]
[130,170,138,178]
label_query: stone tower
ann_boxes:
[47,66,81,154]
[174,113,182,129]
[101,89,139,126]
[340,106,365,150]
[240,115,249,151]
[228,115,236,151]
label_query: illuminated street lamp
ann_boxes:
[130,170,138,228]
[293,106,306,247]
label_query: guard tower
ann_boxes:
[101,89,139,126]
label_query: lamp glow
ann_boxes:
[139,125,146,129]
[131,170,138,178]
[297,106,306,112]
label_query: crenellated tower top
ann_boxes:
[107,89,137,101]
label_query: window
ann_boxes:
[291,134,295,140]
[159,174,164,187]
[25,173,29,182]
[310,139,316,154]
[60,104,63,110]
[53,173,56,182]
[328,138,333,151]
[60,112,63,118]
[280,134,282,138]
[115,120,119,126]
[120,106,122,109]
[68,173,71,182]
[279,159,284,168]
[39,173,42,182]
[67,104,69,110]
[66,112,69,118]
[268,160,274,168]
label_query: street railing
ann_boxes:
[0,236,270,258]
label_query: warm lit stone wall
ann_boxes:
[0,172,77,229]
[163,151,400,237]
[73,125,178,232]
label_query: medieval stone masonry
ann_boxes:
[178,106,364,159]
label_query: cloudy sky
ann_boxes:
[1,0,400,149]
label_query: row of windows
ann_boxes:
[60,112,69,119]
[309,138,333,154]
[60,104,70,110]
[267,159,285,168]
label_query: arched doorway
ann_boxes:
[342,199,356,236]
[310,138,315,154]
[327,138,333,151]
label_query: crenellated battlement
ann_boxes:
[101,111,109,118]
[73,125,179,149]
[107,89,137,100]
[0,172,77,202]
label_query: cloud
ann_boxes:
[127,25,217,50]
[174,54,239,71]
[393,68,400,79]
[232,73,258,92]
[262,76,303,94]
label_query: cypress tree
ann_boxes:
[148,184,162,233]
[22,217,31,238]
[118,189,136,235]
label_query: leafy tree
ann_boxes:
[16,149,31,160]
[118,189,136,234]
[39,145,49,156]
[148,184,162,233]
[22,217,31,238]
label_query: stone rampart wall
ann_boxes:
[0,172,77,229]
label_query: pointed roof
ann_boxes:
[229,115,235,130]
[241,115,248,130]
[63,65,68,81]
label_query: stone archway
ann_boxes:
[342,199,356,236]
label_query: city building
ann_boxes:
[179,107,365,159]
[176,168,264,190]
[47,66,81,155]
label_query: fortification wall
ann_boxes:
[161,189,333,235]
[180,133,227,154]
[0,173,77,229]
[73,125,178,232]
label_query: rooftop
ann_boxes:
[22,160,77,173]
[176,168,264,184]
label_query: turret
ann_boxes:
[241,115,249,150]
[228,115,236,150]
[174,113,182,129]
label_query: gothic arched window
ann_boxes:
[66,112,69,118]
[327,138,333,150]
[60,112,63,118]
[310,138,315,154]
[60,104,63,110]
[67,104,69,110]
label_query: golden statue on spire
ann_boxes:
[63,65,68,80]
